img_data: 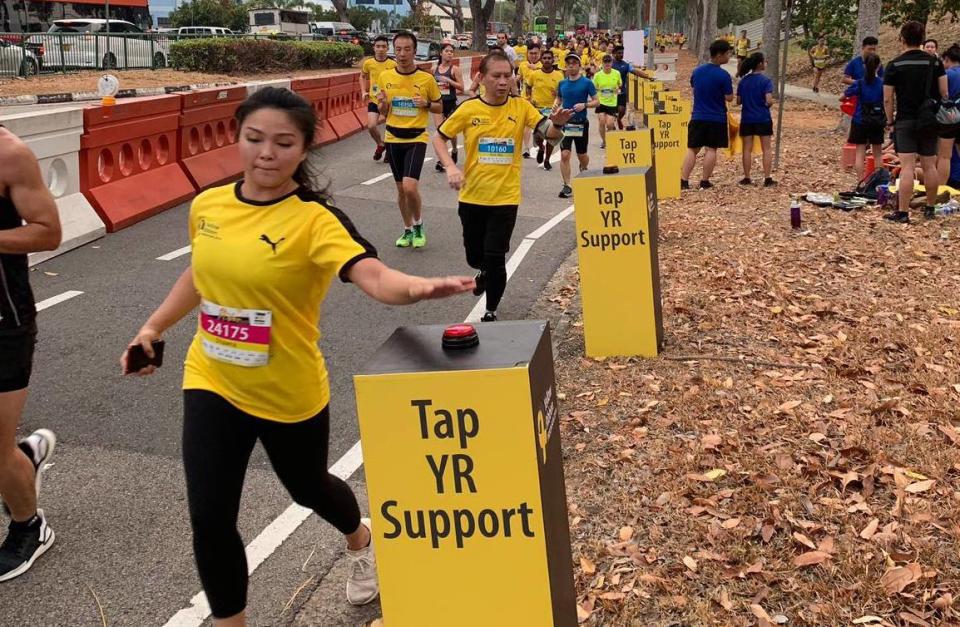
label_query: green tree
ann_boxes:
[170,0,248,31]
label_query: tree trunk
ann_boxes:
[853,0,881,52]
[685,0,700,55]
[470,0,495,51]
[698,0,716,63]
[330,0,349,22]
[762,0,782,86]
[513,0,525,39]
[546,0,557,38]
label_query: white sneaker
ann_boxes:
[345,517,379,605]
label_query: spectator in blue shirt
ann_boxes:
[736,52,776,187]
[936,45,960,186]
[843,53,885,184]
[843,36,883,85]
[680,39,734,190]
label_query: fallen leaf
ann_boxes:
[682,555,698,572]
[905,479,935,493]
[576,604,591,622]
[580,556,596,575]
[852,617,885,625]
[792,532,816,549]
[703,468,726,481]
[777,400,802,413]
[701,433,722,450]
[721,517,741,529]
[716,588,734,611]
[793,550,831,567]
[860,518,880,540]
[619,526,634,541]
[750,604,774,622]
[599,591,625,600]
[880,562,922,595]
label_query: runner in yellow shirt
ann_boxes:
[432,51,571,322]
[518,42,543,158]
[809,35,830,93]
[526,48,564,168]
[735,30,750,63]
[376,31,442,249]
[592,54,622,149]
[123,86,474,623]
[360,36,397,162]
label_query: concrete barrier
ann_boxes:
[246,78,292,96]
[0,107,106,266]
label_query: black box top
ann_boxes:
[358,320,549,375]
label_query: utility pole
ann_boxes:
[646,0,657,69]
[774,0,792,169]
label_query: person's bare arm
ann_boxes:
[449,66,465,93]
[348,257,474,305]
[0,141,61,254]
[468,72,481,97]
[842,74,855,86]
[884,84,895,128]
[939,74,949,99]
[586,95,599,108]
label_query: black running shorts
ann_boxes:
[0,322,37,393]
[560,120,590,155]
[385,142,427,182]
[688,119,729,149]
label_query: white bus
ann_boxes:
[248,9,310,36]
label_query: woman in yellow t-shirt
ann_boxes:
[122,88,474,625]
[809,35,830,93]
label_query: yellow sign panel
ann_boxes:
[641,80,664,114]
[647,113,683,199]
[662,96,691,146]
[573,169,663,357]
[355,322,576,626]
[604,129,652,169]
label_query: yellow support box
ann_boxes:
[647,113,683,199]
[660,95,691,146]
[355,321,576,626]
[573,168,663,357]
[641,80,664,114]
[604,128,652,169]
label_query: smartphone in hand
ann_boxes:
[125,340,165,374]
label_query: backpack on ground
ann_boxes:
[855,167,891,199]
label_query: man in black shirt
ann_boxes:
[883,21,949,222]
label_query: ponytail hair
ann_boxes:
[864,52,880,82]
[736,51,764,78]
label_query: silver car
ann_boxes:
[0,39,39,76]
[29,19,170,70]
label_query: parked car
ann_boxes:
[29,19,170,70]
[0,39,39,76]
[310,21,355,38]
[452,33,471,49]
[175,26,234,39]
[387,39,441,61]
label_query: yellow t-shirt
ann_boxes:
[553,47,566,69]
[519,60,542,91]
[527,68,563,109]
[810,44,829,69]
[438,96,545,206]
[361,56,397,104]
[514,44,527,64]
[377,67,442,143]
[183,182,376,423]
[736,37,749,57]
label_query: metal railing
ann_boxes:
[0,31,344,77]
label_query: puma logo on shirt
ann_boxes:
[259,234,285,254]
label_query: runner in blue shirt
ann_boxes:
[937,45,960,187]
[681,39,734,190]
[736,52,776,186]
[611,45,653,129]
[555,54,598,199]
[843,36,882,85]
[843,53,885,184]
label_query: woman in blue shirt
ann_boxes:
[736,52,776,186]
[936,46,960,188]
[842,53,885,185]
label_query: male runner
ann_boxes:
[0,126,61,582]
[612,45,654,129]
[518,43,542,158]
[360,35,397,162]
[527,49,564,169]
[377,31,442,248]
[556,54,598,198]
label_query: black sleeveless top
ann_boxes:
[0,195,36,330]
[435,63,456,99]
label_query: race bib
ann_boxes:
[478,137,515,165]
[600,88,615,98]
[563,123,584,138]
[391,96,418,117]
[199,299,272,367]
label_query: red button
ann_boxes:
[443,324,477,339]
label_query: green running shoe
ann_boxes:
[411,223,426,248]
[395,229,414,248]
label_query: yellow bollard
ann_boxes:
[604,128,653,169]
[646,113,683,199]
[354,321,577,626]
[573,168,663,357]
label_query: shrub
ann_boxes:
[169,38,363,74]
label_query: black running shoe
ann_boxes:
[559,185,573,199]
[536,147,544,164]
[699,180,714,189]
[522,151,531,159]
[0,510,55,582]
[763,177,777,187]
[480,312,498,322]
[680,179,690,190]
[543,161,553,171]
[473,271,486,296]
[738,177,752,185]
[884,211,910,223]
[924,205,936,220]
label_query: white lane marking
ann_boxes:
[361,172,393,186]
[35,290,83,312]
[156,246,191,261]
[162,203,574,627]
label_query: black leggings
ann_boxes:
[182,390,361,618]
[458,202,518,312]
